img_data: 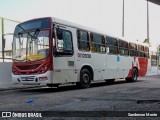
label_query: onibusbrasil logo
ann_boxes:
[1,112,42,118]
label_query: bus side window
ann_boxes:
[90,33,105,53]
[144,46,149,58]
[129,43,138,57]
[118,40,129,56]
[77,30,90,51]
[106,36,118,54]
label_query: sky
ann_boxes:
[0,0,160,51]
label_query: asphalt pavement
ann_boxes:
[0,84,46,91]
[0,75,160,120]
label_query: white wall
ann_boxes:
[147,66,158,76]
[0,18,2,58]
[0,62,12,84]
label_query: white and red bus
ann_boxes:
[12,17,150,88]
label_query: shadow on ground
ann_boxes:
[19,79,144,94]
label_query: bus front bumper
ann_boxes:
[12,71,52,85]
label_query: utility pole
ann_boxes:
[1,18,4,62]
[147,1,150,43]
[122,0,124,37]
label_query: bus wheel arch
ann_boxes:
[126,67,138,82]
[81,65,94,81]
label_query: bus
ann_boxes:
[12,17,150,88]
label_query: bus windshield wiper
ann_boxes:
[18,25,40,41]
[26,29,40,41]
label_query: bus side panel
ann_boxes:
[90,53,106,80]
[106,55,121,79]
[117,55,130,78]
[75,51,106,81]
[138,57,148,76]
[127,57,148,77]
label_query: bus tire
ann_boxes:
[126,68,138,82]
[76,69,91,89]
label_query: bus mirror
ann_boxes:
[57,39,64,51]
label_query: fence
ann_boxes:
[0,18,20,85]
[0,17,20,62]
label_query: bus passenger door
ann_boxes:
[52,26,76,84]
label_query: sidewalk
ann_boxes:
[0,84,46,91]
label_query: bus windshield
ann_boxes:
[13,30,50,62]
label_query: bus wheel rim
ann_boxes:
[82,74,89,84]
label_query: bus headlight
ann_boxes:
[12,68,18,75]
[39,64,50,74]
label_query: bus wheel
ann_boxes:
[126,68,138,82]
[76,69,91,89]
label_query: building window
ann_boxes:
[106,36,118,54]
[129,43,138,57]
[77,30,90,51]
[90,33,105,53]
[118,40,129,56]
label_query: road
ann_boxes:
[0,76,160,120]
